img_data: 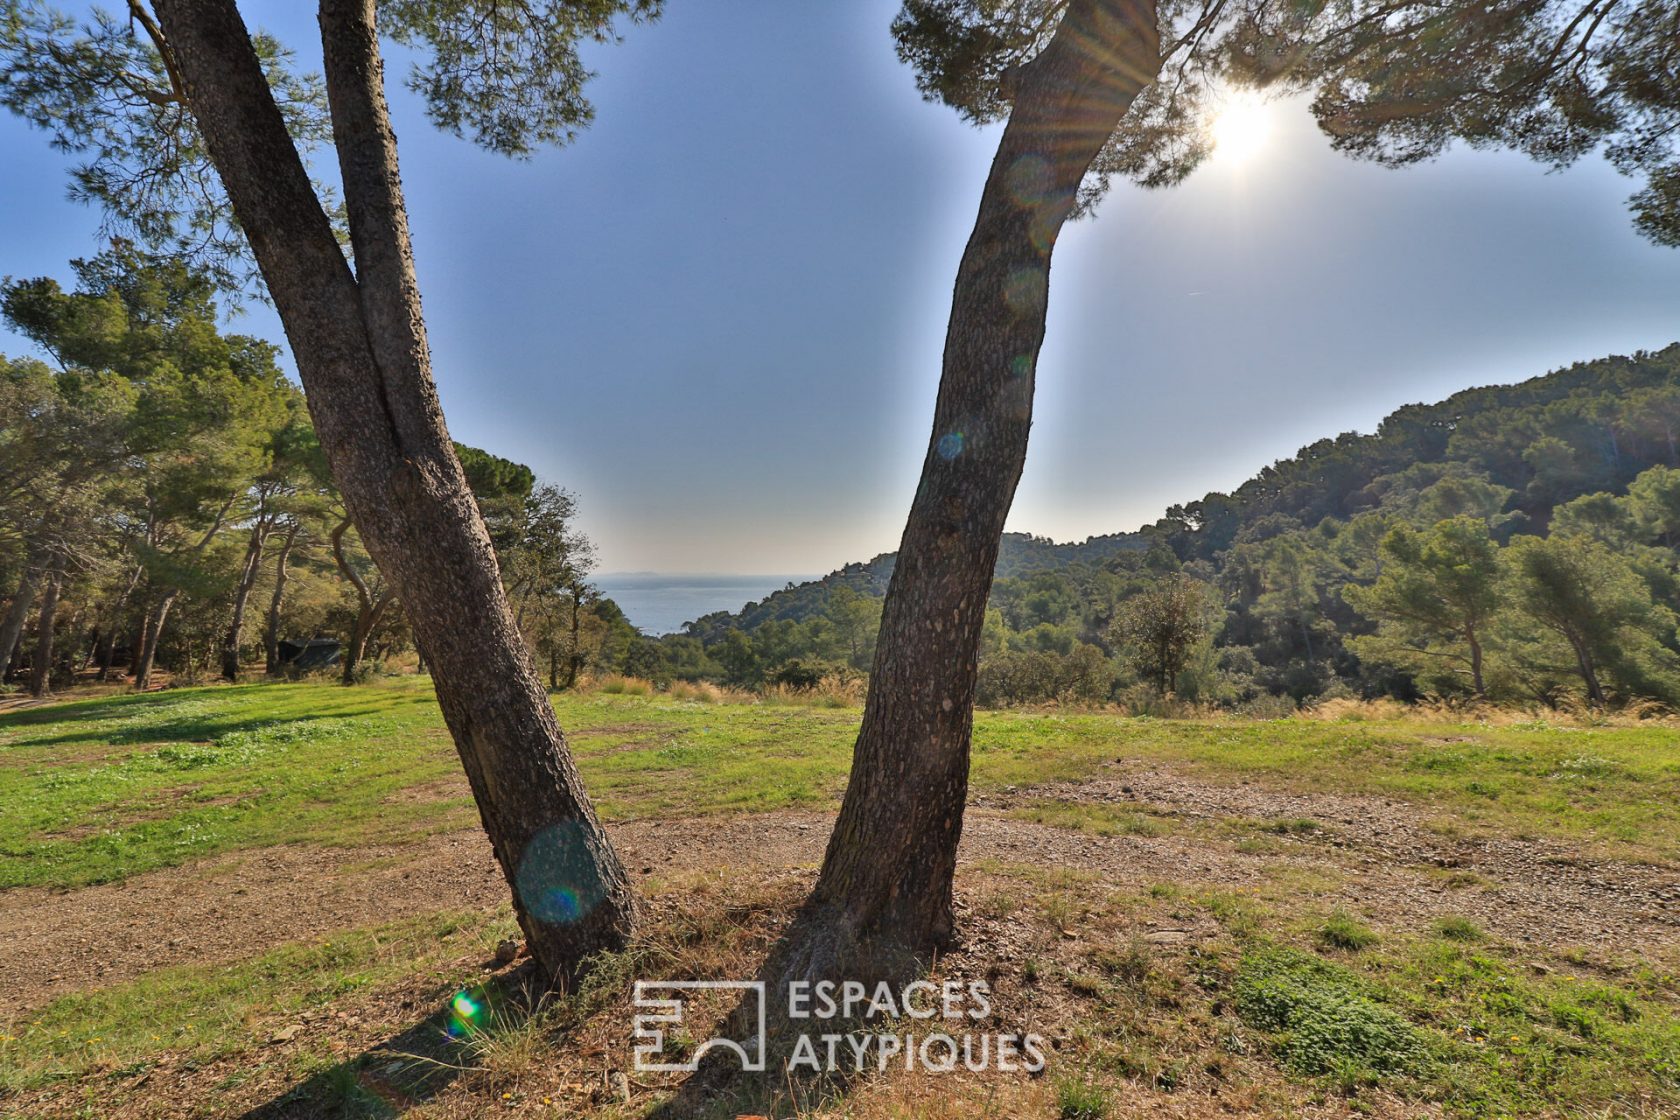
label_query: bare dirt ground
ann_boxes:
[5,759,1675,1016]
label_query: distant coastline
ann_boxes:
[594,572,814,636]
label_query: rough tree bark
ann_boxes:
[784,0,1162,983]
[152,0,639,977]
[28,567,63,698]
[264,521,300,674]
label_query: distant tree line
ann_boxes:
[625,346,1680,710]
[0,248,635,695]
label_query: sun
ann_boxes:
[1209,89,1275,166]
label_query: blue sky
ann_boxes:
[4,0,1679,575]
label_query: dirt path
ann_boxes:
[986,769,1680,948]
[3,766,1676,1014]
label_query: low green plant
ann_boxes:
[1236,946,1425,1077]
[1317,911,1381,951]
[1055,1077,1111,1120]
[1433,916,1484,942]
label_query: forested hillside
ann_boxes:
[634,346,1680,709]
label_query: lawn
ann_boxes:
[3,677,1679,1118]
[3,676,1678,891]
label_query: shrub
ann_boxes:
[1236,946,1424,1076]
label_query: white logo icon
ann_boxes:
[632,980,767,1073]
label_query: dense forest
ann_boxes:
[630,345,1680,710]
[6,246,1679,711]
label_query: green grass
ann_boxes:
[5,678,1680,892]
[1316,911,1381,952]
[1433,916,1486,943]
[1379,931,1680,1115]
[4,679,1680,1118]
[0,907,512,1094]
[1054,1077,1112,1120]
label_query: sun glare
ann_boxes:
[1209,90,1275,166]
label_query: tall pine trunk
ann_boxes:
[785,0,1161,984]
[28,568,63,698]
[99,565,144,681]
[127,604,152,681]
[221,522,269,680]
[264,523,300,673]
[565,591,583,689]
[0,543,46,679]
[154,0,639,978]
[132,591,179,691]
[341,590,393,685]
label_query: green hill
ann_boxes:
[634,345,1680,709]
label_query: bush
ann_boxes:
[767,660,828,690]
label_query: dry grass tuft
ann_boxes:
[760,674,867,708]
[1300,695,1678,727]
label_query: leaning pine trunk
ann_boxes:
[0,545,45,679]
[1467,626,1486,698]
[221,523,269,680]
[264,523,299,673]
[132,591,179,691]
[98,566,143,681]
[786,0,1162,984]
[154,0,639,978]
[1569,632,1607,707]
[28,568,63,698]
[341,590,392,685]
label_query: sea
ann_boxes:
[593,573,814,636]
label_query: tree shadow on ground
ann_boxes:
[642,906,914,1120]
[0,691,396,748]
[237,962,547,1120]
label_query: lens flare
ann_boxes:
[447,990,488,1038]
[1003,266,1047,316]
[1004,154,1053,208]
[515,821,607,925]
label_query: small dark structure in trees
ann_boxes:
[276,638,341,674]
